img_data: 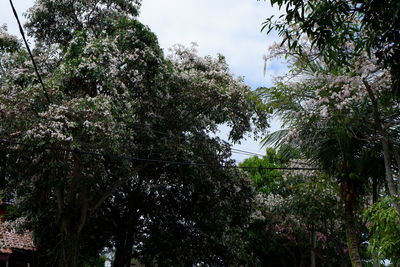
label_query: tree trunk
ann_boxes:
[60,230,80,267]
[56,184,83,267]
[310,228,316,267]
[112,176,144,267]
[113,229,134,267]
[390,143,400,194]
[344,204,361,267]
[380,135,400,212]
[381,137,399,200]
[340,181,362,267]
[363,80,400,213]
[372,177,378,203]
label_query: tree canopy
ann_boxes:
[1,0,400,266]
[0,1,268,266]
[260,1,400,265]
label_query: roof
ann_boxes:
[0,224,36,254]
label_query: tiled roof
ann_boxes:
[0,224,36,254]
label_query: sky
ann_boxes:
[1,0,286,162]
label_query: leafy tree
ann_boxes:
[261,0,400,95]
[240,148,286,194]
[364,197,400,265]
[262,0,400,214]
[0,1,268,266]
[240,150,350,267]
[259,36,390,266]
[261,4,400,261]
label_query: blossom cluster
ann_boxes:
[167,43,268,141]
[0,25,18,47]
[60,28,161,98]
[264,37,393,150]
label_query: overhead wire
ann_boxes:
[0,138,319,171]
[231,148,265,157]
[127,123,267,158]
[9,0,51,104]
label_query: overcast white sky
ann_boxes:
[1,0,285,162]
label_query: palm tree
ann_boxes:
[263,114,384,267]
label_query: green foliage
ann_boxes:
[259,6,395,265]
[240,148,349,266]
[364,197,400,264]
[239,150,284,194]
[0,1,270,266]
[0,26,20,53]
[262,0,400,94]
[82,255,106,267]
[260,1,400,266]
[25,0,142,46]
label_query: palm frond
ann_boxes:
[260,129,289,149]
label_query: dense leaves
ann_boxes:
[261,0,400,265]
[364,197,400,265]
[0,1,269,266]
[241,149,350,266]
[262,0,400,94]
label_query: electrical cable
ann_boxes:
[9,0,51,104]
[231,148,265,157]
[0,138,319,171]
[124,124,268,158]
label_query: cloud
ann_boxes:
[139,0,283,88]
[0,1,34,35]
[266,61,288,79]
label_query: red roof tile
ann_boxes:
[0,224,36,254]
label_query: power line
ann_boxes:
[0,138,319,171]
[126,124,268,158]
[231,148,265,157]
[9,0,51,104]
[124,124,267,159]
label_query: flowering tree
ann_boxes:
[262,0,400,95]
[241,148,350,266]
[259,35,393,266]
[263,0,400,212]
[0,1,268,266]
